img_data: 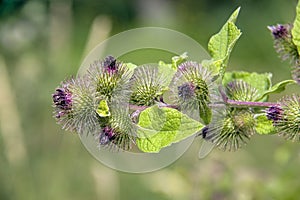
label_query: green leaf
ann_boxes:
[158,61,176,90]
[256,79,296,101]
[223,71,272,101]
[125,63,137,71]
[255,115,275,135]
[208,7,242,76]
[201,59,222,74]
[136,105,204,152]
[125,63,138,78]
[96,100,110,117]
[158,53,188,87]
[171,52,188,69]
[227,7,241,23]
[292,0,300,53]
[199,102,212,125]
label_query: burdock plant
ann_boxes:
[52,2,300,157]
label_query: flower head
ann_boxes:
[226,80,258,101]
[103,55,117,74]
[52,78,74,128]
[130,65,166,106]
[99,126,117,145]
[266,105,283,123]
[267,95,300,141]
[88,56,132,102]
[268,24,290,39]
[52,83,73,118]
[268,24,299,62]
[205,107,256,151]
[170,61,219,123]
[52,77,100,134]
[97,106,136,151]
[177,82,196,101]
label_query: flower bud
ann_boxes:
[52,86,72,118]
[226,80,258,101]
[267,95,300,141]
[52,79,74,128]
[88,56,132,102]
[170,61,218,123]
[97,105,136,151]
[103,55,117,74]
[205,108,256,151]
[177,82,196,101]
[268,24,299,62]
[130,66,166,106]
[266,105,283,123]
[99,126,116,145]
[268,24,289,39]
[52,77,100,134]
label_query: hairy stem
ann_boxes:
[226,99,280,108]
[129,99,280,115]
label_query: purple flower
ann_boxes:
[177,82,196,101]
[99,126,116,145]
[103,55,117,74]
[266,105,283,123]
[268,24,289,40]
[52,86,72,118]
[53,88,72,110]
[268,24,299,62]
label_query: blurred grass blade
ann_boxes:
[0,57,28,166]
[83,15,112,57]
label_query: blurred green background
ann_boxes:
[0,0,300,199]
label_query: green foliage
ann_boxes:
[158,53,188,87]
[255,115,276,135]
[171,52,188,69]
[157,61,174,85]
[199,102,212,125]
[125,63,138,71]
[136,105,204,152]
[292,0,300,53]
[208,7,242,77]
[96,99,110,117]
[256,80,296,101]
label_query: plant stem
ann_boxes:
[129,100,280,112]
[129,104,148,111]
[217,85,280,108]
[226,99,280,108]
